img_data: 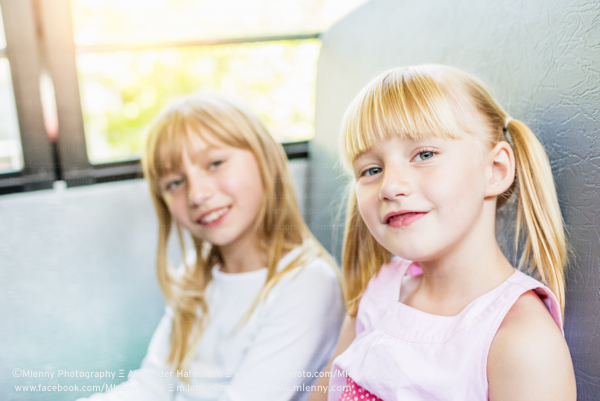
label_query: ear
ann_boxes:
[484,141,515,198]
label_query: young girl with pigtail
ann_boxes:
[314,65,576,400]
[80,94,344,401]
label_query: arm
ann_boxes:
[308,314,356,401]
[77,308,178,401]
[487,291,576,401]
[218,260,344,401]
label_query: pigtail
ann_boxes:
[508,119,567,315]
[342,184,391,317]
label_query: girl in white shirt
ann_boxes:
[80,94,344,401]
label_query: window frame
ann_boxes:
[0,0,317,194]
[0,0,55,193]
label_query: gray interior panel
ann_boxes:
[309,1,600,399]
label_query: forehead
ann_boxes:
[183,128,227,154]
[341,76,461,169]
[155,126,230,176]
[342,85,493,172]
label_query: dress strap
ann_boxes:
[504,270,563,332]
[481,270,564,369]
[355,257,413,338]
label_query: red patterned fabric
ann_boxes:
[339,376,383,401]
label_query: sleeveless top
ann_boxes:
[328,257,562,401]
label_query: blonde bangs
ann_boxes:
[341,67,463,169]
[150,112,189,179]
[145,96,254,190]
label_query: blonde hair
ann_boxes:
[143,93,340,376]
[340,65,567,317]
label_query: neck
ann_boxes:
[218,235,266,274]
[414,202,515,315]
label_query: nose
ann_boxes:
[378,168,412,201]
[187,169,214,208]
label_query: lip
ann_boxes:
[384,210,427,228]
[196,205,231,227]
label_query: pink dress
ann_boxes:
[329,257,562,401]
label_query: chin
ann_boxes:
[206,235,236,248]
[385,242,437,263]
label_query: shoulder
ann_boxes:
[261,254,344,327]
[268,253,342,307]
[487,290,576,401]
[299,255,340,281]
[276,255,341,295]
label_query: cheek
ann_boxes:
[165,198,189,226]
[427,162,486,214]
[223,155,264,210]
[355,183,379,226]
[428,171,460,205]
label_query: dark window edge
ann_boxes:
[0,140,310,194]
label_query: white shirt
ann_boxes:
[80,248,344,401]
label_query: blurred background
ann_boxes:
[0,1,370,400]
[1,0,600,400]
[0,0,366,189]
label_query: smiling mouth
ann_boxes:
[197,206,230,225]
[386,212,427,227]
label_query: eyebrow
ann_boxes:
[353,148,378,165]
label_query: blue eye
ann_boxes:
[414,151,435,161]
[209,160,224,169]
[363,167,382,177]
[165,178,184,191]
